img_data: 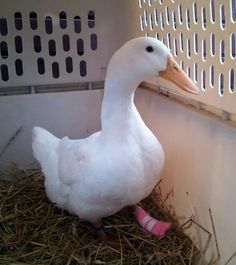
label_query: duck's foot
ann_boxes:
[93,222,127,250]
[135,205,172,236]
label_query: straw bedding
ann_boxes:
[0,167,201,265]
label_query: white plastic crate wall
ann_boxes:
[1,0,140,90]
[0,4,99,88]
[139,0,236,114]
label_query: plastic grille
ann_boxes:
[139,0,236,114]
[0,2,99,88]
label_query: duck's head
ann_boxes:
[108,37,199,94]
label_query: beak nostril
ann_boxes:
[173,63,179,71]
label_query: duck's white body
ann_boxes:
[32,37,198,224]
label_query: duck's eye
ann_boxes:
[146,46,154,52]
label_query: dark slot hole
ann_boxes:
[88,10,95,28]
[49,40,56,56]
[186,9,190,29]
[211,33,215,55]
[37,58,45,74]
[202,70,206,90]
[77,39,84,55]
[178,4,183,23]
[74,16,81,33]
[45,16,53,34]
[14,12,23,30]
[219,74,224,96]
[15,59,23,76]
[210,65,214,87]
[30,12,38,30]
[0,41,8,58]
[210,0,215,22]
[1,64,9,81]
[231,33,235,58]
[194,63,198,82]
[15,36,23,53]
[34,36,41,53]
[220,5,226,29]
[63,34,70,51]
[230,69,235,92]
[59,11,67,29]
[193,2,198,23]
[90,33,97,50]
[194,33,198,53]
[66,57,73,73]
[0,18,8,36]
[232,0,236,22]
[52,62,59,78]
[173,11,177,29]
[80,60,86,77]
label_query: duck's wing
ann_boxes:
[57,131,101,186]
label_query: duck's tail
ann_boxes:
[32,126,60,166]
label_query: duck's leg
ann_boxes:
[134,204,172,236]
[93,220,109,241]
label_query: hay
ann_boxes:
[0,167,201,265]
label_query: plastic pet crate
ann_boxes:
[0,1,236,264]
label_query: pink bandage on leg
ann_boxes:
[135,206,172,236]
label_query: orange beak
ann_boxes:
[159,54,199,94]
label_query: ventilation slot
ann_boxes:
[88,11,95,28]
[219,73,224,96]
[15,36,23,53]
[1,65,9,81]
[229,69,235,93]
[80,61,87,77]
[178,4,183,24]
[34,36,41,53]
[66,57,73,73]
[172,11,177,30]
[59,11,67,29]
[202,39,206,61]
[37,58,45,75]
[30,12,38,30]
[210,65,215,87]
[52,62,59,78]
[165,6,170,24]
[220,5,226,30]
[186,9,190,30]
[201,7,206,30]
[49,40,56,56]
[74,16,81,33]
[0,18,8,36]
[194,62,198,82]
[90,34,97,50]
[15,12,23,30]
[194,33,198,54]
[231,33,235,58]
[201,70,206,91]
[45,16,53,34]
[220,40,225,64]
[0,42,8,59]
[193,2,198,23]
[231,0,236,22]
[63,35,70,51]
[210,33,215,56]
[15,59,23,76]
[77,39,84,55]
[210,0,216,22]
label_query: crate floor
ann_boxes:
[0,167,201,265]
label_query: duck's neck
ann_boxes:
[101,71,141,131]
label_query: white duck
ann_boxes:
[32,37,199,243]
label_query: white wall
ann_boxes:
[135,88,236,265]
[0,90,103,168]
[1,88,235,264]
